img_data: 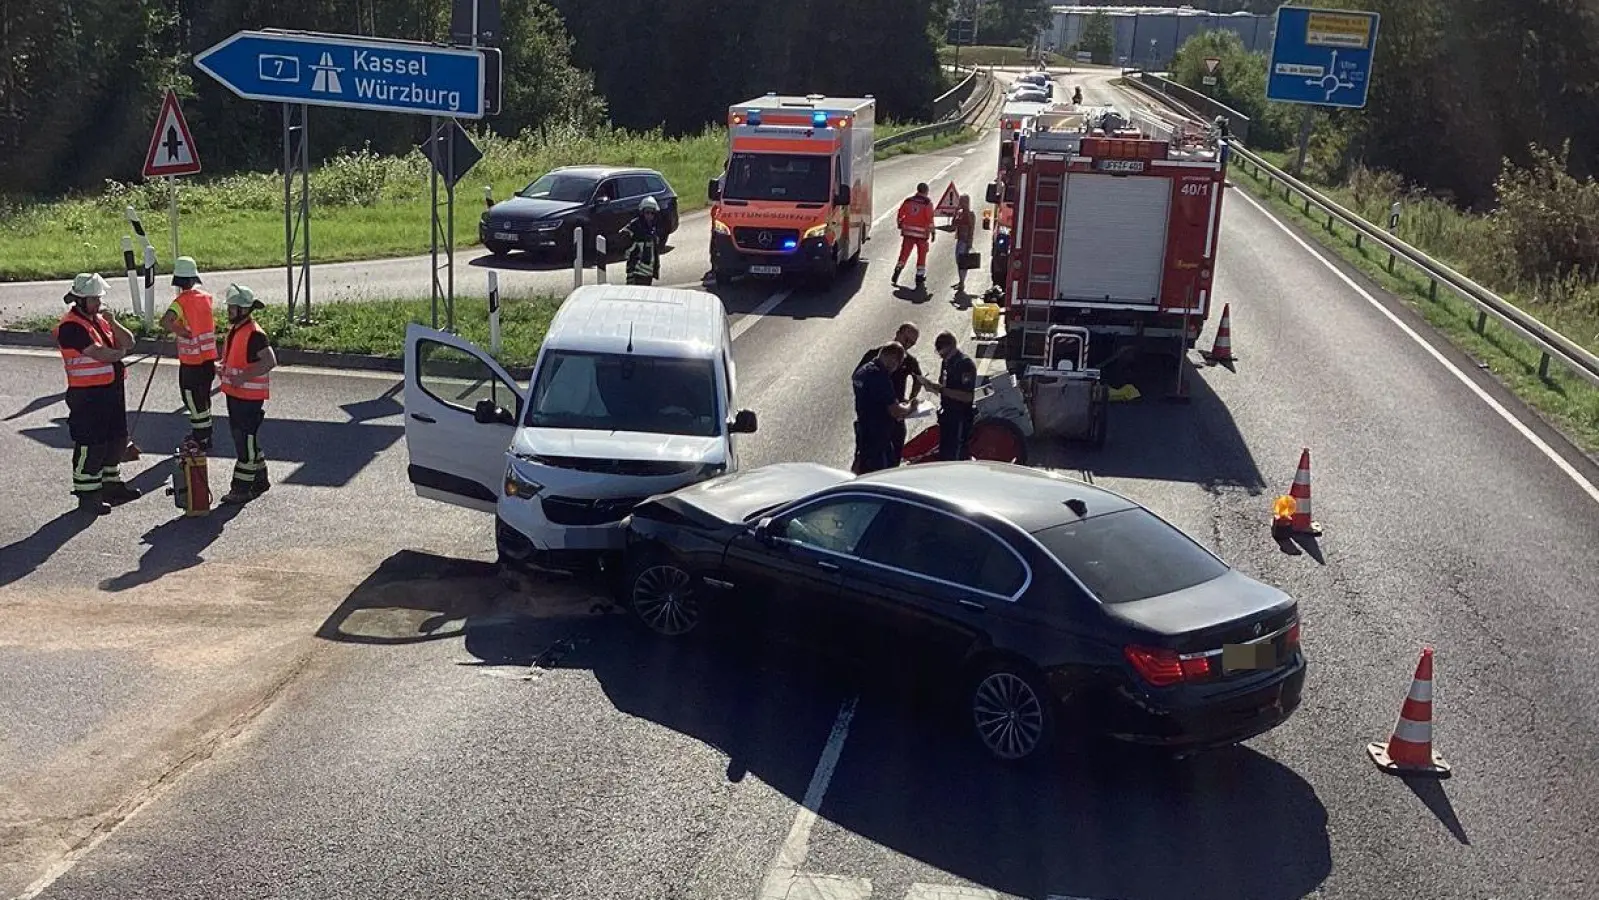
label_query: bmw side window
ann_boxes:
[860,504,1026,597]
[779,498,885,556]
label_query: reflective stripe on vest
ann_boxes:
[220,320,270,400]
[171,289,218,364]
[54,310,116,388]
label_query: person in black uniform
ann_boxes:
[621,195,663,285]
[52,273,140,515]
[917,331,978,461]
[851,342,919,474]
[856,323,923,463]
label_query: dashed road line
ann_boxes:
[758,696,860,899]
[730,289,794,341]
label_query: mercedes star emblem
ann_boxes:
[758,230,773,246]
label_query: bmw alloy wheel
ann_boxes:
[972,670,1047,760]
[631,563,700,636]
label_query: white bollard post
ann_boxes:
[488,270,501,355]
[122,237,140,312]
[572,226,585,290]
[595,234,608,284]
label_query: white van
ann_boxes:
[403,284,758,573]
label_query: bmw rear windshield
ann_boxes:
[722,153,832,203]
[1032,509,1228,604]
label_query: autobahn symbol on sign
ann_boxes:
[194,29,486,118]
[142,90,201,178]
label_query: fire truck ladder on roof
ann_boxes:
[1017,163,1064,366]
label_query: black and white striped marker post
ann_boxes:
[122,237,140,312]
[487,270,501,354]
[126,206,158,329]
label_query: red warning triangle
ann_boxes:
[934,181,961,216]
[143,89,202,178]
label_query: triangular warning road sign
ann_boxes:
[1204,57,1222,75]
[143,90,201,179]
[934,182,961,216]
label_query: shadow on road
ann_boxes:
[4,390,64,421]
[0,465,170,588]
[99,502,244,592]
[454,603,1331,900]
[708,259,876,321]
[467,250,584,273]
[22,409,403,489]
[1029,353,1267,492]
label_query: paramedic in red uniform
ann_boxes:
[53,273,140,515]
[891,182,935,291]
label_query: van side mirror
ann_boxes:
[474,398,514,425]
[708,179,721,202]
[985,183,1000,205]
[729,409,758,434]
[834,184,851,207]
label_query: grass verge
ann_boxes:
[3,121,934,283]
[1230,155,1599,456]
[16,295,563,369]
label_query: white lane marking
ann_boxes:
[872,158,967,232]
[730,289,793,342]
[904,884,1003,899]
[757,696,859,899]
[962,147,978,155]
[1232,187,1599,507]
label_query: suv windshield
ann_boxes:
[526,351,721,437]
[723,152,832,203]
[1032,509,1227,604]
[518,172,597,203]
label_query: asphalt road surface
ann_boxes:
[5,71,1599,900]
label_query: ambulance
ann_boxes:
[708,94,875,289]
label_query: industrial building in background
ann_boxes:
[1042,5,1275,70]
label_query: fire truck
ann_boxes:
[988,108,1229,371]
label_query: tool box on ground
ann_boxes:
[167,437,211,517]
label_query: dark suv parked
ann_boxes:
[480,165,679,259]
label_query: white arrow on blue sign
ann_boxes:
[195,30,485,119]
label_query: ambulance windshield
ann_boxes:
[722,152,832,204]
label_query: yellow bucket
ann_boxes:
[971,302,1001,337]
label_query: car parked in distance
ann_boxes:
[620,461,1306,765]
[481,165,679,259]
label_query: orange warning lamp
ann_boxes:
[1272,495,1296,525]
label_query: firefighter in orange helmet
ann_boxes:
[891,182,936,291]
[217,284,278,504]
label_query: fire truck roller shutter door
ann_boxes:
[1055,173,1172,305]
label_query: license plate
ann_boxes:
[493,232,518,242]
[749,265,782,276]
[1222,642,1275,672]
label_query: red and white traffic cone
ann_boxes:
[1202,303,1237,364]
[1288,447,1321,536]
[1367,647,1452,778]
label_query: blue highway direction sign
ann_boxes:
[195,30,485,118]
[1266,6,1380,109]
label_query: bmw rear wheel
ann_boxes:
[970,662,1056,763]
[627,554,702,637]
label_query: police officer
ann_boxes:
[851,342,919,474]
[217,285,278,504]
[53,273,140,514]
[158,256,218,449]
[917,331,978,461]
[622,195,663,286]
[856,323,924,463]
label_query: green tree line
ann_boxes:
[1,0,953,198]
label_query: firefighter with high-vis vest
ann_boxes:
[159,256,218,449]
[53,273,140,515]
[891,182,936,291]
[217,285,278,505]
[622,195,662,286]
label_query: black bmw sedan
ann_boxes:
[480,165,679,259]
[620,461,1306,765]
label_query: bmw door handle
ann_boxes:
[958,599,987,612]
[410,413,436,424]
[814,560,841,572]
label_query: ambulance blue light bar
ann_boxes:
[812,110,828,127]
[747,109,761,126]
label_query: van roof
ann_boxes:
[542,285,727,359]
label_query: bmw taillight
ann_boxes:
[1123,645,1214,687]
[1286,620,1301,649]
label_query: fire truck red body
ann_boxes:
[996,116,1229,369]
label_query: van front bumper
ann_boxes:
[710,233,833,277]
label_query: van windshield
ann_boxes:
[723,152,832,203]
[525,351,721,437]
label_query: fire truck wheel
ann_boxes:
[969,417,1029,466]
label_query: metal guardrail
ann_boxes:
[875,69,997,151]
[932,66,981,120]
[1120,71,1599,390]
[1123,70,1251,145]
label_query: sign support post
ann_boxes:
[169,177,180,261]
[282,103,312,325]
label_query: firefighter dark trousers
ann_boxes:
[178,360,215,445]
[937,409,973,462]
[226,396,269,494]
[66,386,127,497]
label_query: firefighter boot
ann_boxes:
[891,265,903,286]
[915,274,927,293]
[76,492,111,516]
[102,482,143,505]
